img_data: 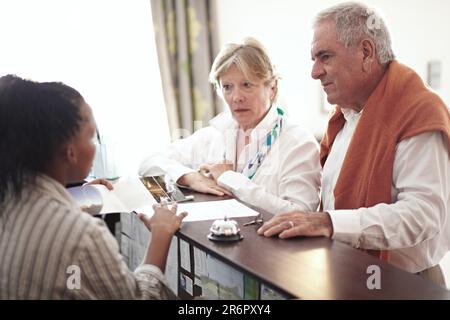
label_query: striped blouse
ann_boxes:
[0,174,174,299]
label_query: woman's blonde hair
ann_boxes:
[209,37,279,90]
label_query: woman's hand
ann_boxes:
[84,178,114,190]
[138,203,188,270]
[199,161,233,181]
[138,203,188,235]
[177,172,232,196]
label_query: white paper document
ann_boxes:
[177,199,259,222]
[194,247,207,277]
[90,176,157,215]
[180,239,191,272]
[70,176,259,221]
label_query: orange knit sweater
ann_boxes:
[320,60,450,211]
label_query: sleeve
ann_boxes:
[69,218,174,300]
[217,129,322,214]
[138,128,214,183]
[328,131,450,250]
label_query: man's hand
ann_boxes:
[199,161,233,181]
[177,172,232,196]
[84,178,114,190]
[257,211,334,239]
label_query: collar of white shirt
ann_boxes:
[341,107,363,123]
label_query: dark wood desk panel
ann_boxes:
[177,208,450,299]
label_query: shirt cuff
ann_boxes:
[135,264,164,279]
[134,263,167,286]
[134,264,176,299]
[327,209,362,247]
[217,170,250,191]
[166,165,195,184]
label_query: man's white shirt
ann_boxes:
[323,108,450,273]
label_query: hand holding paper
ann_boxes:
[137,202,188,234]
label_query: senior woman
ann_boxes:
[140,38,321,214]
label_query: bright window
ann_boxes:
[0,0,170,177]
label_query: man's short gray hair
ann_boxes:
[313,2,395,64]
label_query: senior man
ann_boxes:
[258,2,450,287]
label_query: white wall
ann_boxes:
[215,0,450,288]
[0,0,170,177]
[214,0,450,138]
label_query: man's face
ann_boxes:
[311,20,366,110]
